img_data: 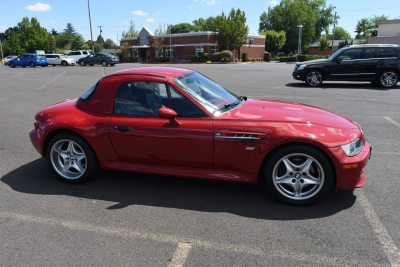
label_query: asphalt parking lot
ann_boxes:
[0,62,399,267]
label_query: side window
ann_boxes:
[114,82,167,117]
[338,49,362,60]
[385,48,398,58]
[169,86,206,118]
[82,51,88,55]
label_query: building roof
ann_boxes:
[309,39,364,47]
[377,19,400,25]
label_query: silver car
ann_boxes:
[44,54,76,66]
[4,55,17,65]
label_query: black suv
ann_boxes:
[293,44,400,88]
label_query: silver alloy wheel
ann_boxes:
[102,60,108,66]
[50,139,87,180]
[380,72,398,87]
[62,61,67,66]
[306,71,322,86]
[272,153,324,200]
[80,61,86,66]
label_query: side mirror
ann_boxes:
[158,107,181,126]
[335,57,342,63]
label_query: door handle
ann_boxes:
[114,125,131,131]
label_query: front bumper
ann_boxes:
[29,128,46,157]
[292,70,306,80]
[329,141,371,190]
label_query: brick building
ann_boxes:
[120,27,265,61]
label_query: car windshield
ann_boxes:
[60,55,67,58]
[327,48,345,60]
[174,72,241,115]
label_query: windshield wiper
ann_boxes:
[213,101,240,114]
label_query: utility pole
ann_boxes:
[297,25,303,55]
[332,11,337,55]
[97,26,103,52]
[0,37,4,63]
[87,0,94,53]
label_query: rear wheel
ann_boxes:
[263,145,333,205]
[80,60,86,66]
[52,64,56,66]
[110,63,115,66]
[46,133,99,184]
[89,64,93,66]
[22,66,26,68]
[10,62,15,68]
[29,61,36,68]
[305,70,323,87]
[61,61,68,66]
[102,60,108,67]
[379,71,398,88]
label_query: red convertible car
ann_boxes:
[29,67,371,205]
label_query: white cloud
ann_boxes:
[194,0,198,1]
[204,0,216,5]
[218,1,220,3]
[187,6,193,9]
[41,20,46,24]
[1,25,6,29]
[24,2,51,11]
[146,18,154,22]
[269,0,278,5]
[50,20,56,23]
[124,21,129,25]
[132,10,148,16]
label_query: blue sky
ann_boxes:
[1,0,399,43]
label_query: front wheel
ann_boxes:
[46,133,99,183]
[10,62,15,68]
[102,60,108,67]
[29,62,36,68]
[61,61,68,66]
[80,60,86,66]
[379,71,398,88]
[263,145,333,205]
[305,70,323,87]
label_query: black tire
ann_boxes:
[22,66,26,68]
[379,70,398,88]
[41,65,46,67]
[61,61,68,66]
[102,60,108,67]
[52,64,56,66]
[10,62,15,68]
[46,133,99,184]
[89,64,93,66]
[80,60,86,66]
[262,145,334,205]
[305,70,323,87]
[29,61,36,68]
[110,63,115,66]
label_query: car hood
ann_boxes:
[296,58,330,66]
[217,98,359,130]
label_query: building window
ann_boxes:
[132,48,138,58]
[166,47,174,58]
[155,48,164,58]
[211,45,218,54]
[195,46,204,56]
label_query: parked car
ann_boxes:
[4,55,17,64]
[8,54,48,68]
[293,44,400,88]
[77,53,119,66]
[66,50,92,61]
[29,67,371,205]
[44,54,76,66]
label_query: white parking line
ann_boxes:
[0,210,385,266]
[38,71,66,90]
[168,243,192,267]
[357,190,400,267]
[384,117,400,128]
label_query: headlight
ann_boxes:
[341,138,364,156]
[298,64,307,70]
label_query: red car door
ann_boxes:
[108,81,213,169]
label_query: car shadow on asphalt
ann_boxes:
[286,82,400,90]
[1,158,357,220]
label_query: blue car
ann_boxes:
[8,53,48,68]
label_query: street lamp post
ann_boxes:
[115,30,118,47]
[297,25,303,55]
[332,12,338,54]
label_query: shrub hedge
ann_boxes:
[242,53,248,62]
[149,57,170,62]
[279,56,298,62]
[264,52,271,62]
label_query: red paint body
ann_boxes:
[29,67,370,189]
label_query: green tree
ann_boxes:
[103,39,117,49]
[48,33,56,53]
[171,23,199,34]
[15,17,49,53]
[193,16,219,31]
[56,32,72,49]
[51,28,58,36]
[369,15,389,37]
[154,23,167,35]
[355,18,373,39]
[318,36,330,52]
[71,34,86,50]
[122,20,139,38]
[327,26,351,40]
[64,23,76,37]
[259,0,335,53]
[217,8,249,55]
[262,30,286,56]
